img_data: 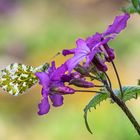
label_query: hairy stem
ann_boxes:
[111,61,123,99]
[104,81,140,135]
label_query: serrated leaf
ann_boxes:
[114,86,140,102]
[84,92,109,134]
[0,63,49,95]
[84,93,109,112]
[83,86,140,133]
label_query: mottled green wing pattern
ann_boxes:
[0,63,49,96]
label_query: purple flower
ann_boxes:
[35,61,75,115]
[87,13,130,62]
[63,13,130,72]
[63,38,100,73]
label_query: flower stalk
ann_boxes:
[75,90,104,94]
[111,61,124,99]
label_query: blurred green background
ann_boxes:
[0,0,140,140]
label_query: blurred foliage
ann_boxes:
[122,0,140,14]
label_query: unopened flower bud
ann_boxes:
[69,78,94,88]
[70,72,81,79]
[50,86,75,94]
[103,44,115,62]
[62,49,75,56]
[74,64,90,76]
[92,54,108,72]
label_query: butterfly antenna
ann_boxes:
[49,52,61,61]
[36,52,61,72]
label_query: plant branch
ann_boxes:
[104,72,112,89]
[75,90,104,94]
[111,61,123,99]
[94,85,105,88]
[104,80,140,135]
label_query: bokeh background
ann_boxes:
[0,0,140,140]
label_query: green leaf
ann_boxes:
[122,5,137,14]
[83,86,140,133]
[131,0,140,11]
[84,92,109,134]
[114,86,140,102]
[122,0,140,14]
[0,63,49,95]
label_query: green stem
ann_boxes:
[75,90,104,94]
[104,80,140,135]
[89,75,102,82]
[94,85,105,88]
[111,61,123,99]
[104,72,112,88]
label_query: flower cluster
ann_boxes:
[35,13,130,115]
[63,13,130,72]
[35,61,75,115]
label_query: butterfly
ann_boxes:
[0,63,49,96]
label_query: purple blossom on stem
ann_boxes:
[63,38,100,73]
[62,13,130,73]
[35,61,75,115]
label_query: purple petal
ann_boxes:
[49,94,63,107]
[100,37,112,45]
[38,97,50,115]
[66,54,86,73]
[85,49,99,66]
[35,72,50,88]
[61,75,72,82]
[75,39,90,54]
[41,88,49,97]
[48,61,56,75]
[62,49,75,56]
[103,13,130,36]
[66,39,90,73]
[86,32,102,49]
[51,61,56,71]
[51,63,67,81]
